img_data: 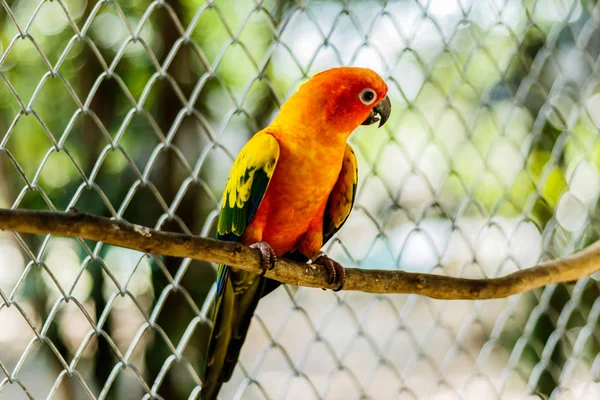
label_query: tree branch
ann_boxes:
[0,208,599,299]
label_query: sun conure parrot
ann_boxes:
[202,67,391,399]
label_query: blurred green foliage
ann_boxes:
[1,0,600,399]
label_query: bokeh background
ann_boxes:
[1,0,600,398]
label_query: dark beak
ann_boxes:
[362,95,391,128]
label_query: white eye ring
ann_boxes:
[359,88,377,105]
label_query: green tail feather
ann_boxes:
[202,266,267,399]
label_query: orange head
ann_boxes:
[272,67,391,142]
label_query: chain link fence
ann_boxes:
[1,0,600,398]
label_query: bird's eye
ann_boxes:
[359,88,377,105]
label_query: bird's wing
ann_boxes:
[323,143,358,244]
[203,132,279,400]
[216,131,279,243]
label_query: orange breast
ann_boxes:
[242,138,346,256]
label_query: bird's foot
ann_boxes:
[313,254,346,292]
[250,241,277,276]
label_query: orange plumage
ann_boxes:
[242,67,388,257]
[203,67,390,400]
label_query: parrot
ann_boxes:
[202,66,391,399]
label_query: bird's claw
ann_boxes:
[250,241,277,276]
[313,254,346,292]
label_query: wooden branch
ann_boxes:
[0,208,599,299]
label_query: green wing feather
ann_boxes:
[203,132,279,400]
[204,141,356,399]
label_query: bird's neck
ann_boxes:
[269,114,350,150]
[269,90,355,146]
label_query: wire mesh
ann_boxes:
[1,0,600,399]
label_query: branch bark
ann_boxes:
[0,208,599,299]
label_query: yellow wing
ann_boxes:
[217,131,280,241]
[204,132,280,398]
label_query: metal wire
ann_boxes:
[1,0,600,399]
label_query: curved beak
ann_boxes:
[362,95,391,128]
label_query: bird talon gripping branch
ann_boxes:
[249,241,277,276]
[314,254,346,291]
[203,67,390,399]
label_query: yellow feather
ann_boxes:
[222,132,279,210]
